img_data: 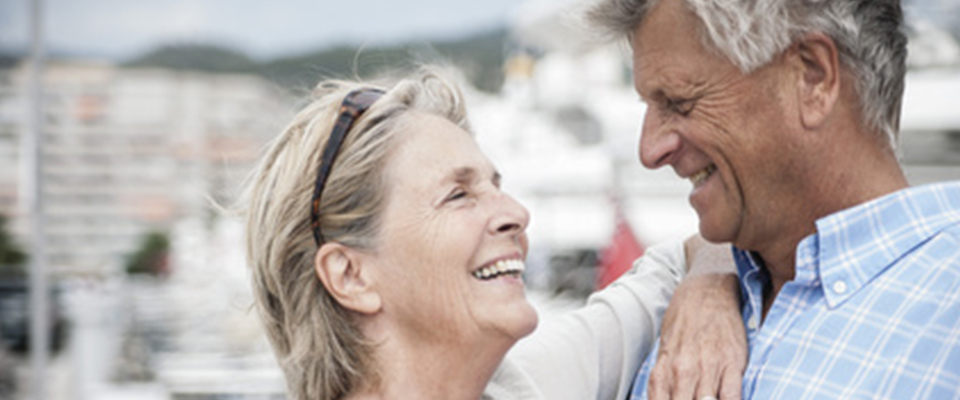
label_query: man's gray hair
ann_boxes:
[588,0,908,147]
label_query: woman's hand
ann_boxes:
[647,235,746,400]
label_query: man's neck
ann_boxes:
[753,231,802,320]
[755,130,909,319]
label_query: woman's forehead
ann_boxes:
[388,113,491,179]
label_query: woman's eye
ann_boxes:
[446,190,468,202]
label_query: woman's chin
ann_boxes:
[504,300,539,342]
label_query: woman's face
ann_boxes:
[366,112,537,347]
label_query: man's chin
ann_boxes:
[698,220,736,244]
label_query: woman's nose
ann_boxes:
[491,192,530,236]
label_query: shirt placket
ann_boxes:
[741,239,820,399]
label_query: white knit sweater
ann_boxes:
[483,240,686,400]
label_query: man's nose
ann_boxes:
[639,111,682,169]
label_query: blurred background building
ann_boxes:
[0,0,958,398]
[0,62,290,276]
[0,61,292,399]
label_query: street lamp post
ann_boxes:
[24,0,50,399]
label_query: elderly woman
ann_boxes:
[241,67,744,400]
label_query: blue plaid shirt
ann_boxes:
[631,182,960,399]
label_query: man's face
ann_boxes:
[632,0,802,249]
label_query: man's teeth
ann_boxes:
[472,259,525,280]
[690,165,716,186]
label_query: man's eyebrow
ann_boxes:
[651,89,668,101]
[635,83,664,101]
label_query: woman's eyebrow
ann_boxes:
[451,166,477,184]
[448,167,499,187]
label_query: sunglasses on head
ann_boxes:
[311,87,385,245]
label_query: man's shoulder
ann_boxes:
[914,221,960,264]
[939,220,960,241]
[882,222,960,292]
[889,181,960,251]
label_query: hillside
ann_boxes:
[122,28,510,93]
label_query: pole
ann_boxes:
[26,0,49,398]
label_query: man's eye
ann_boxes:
[667,98,695,116]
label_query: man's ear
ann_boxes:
[314,243,382,315]
[792,32,841,130]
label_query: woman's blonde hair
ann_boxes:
[240,67,470,400]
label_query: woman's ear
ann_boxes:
[792,32,841,130]
[314,243,382,315]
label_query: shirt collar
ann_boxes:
[815,182,960,306]
[733,248,759,279]
[733,182,960,307]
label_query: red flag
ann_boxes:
[597,210,645,290]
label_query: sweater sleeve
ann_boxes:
[485,239,686,400]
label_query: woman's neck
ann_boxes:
[345,333,513,400]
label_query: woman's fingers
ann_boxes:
[718,364,744,400]
[645,235,746,400]
[694,357,721,400]
[668,359,698,399]
[647,358,672,400]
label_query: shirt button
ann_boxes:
[832,280,848,294]
[748,317,759,330]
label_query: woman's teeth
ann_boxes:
[472,259,525,280]
[690,165,716,187]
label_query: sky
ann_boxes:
[0,0,522,61]
[0,0,957,62]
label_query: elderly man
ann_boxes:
[587,0,960,399]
